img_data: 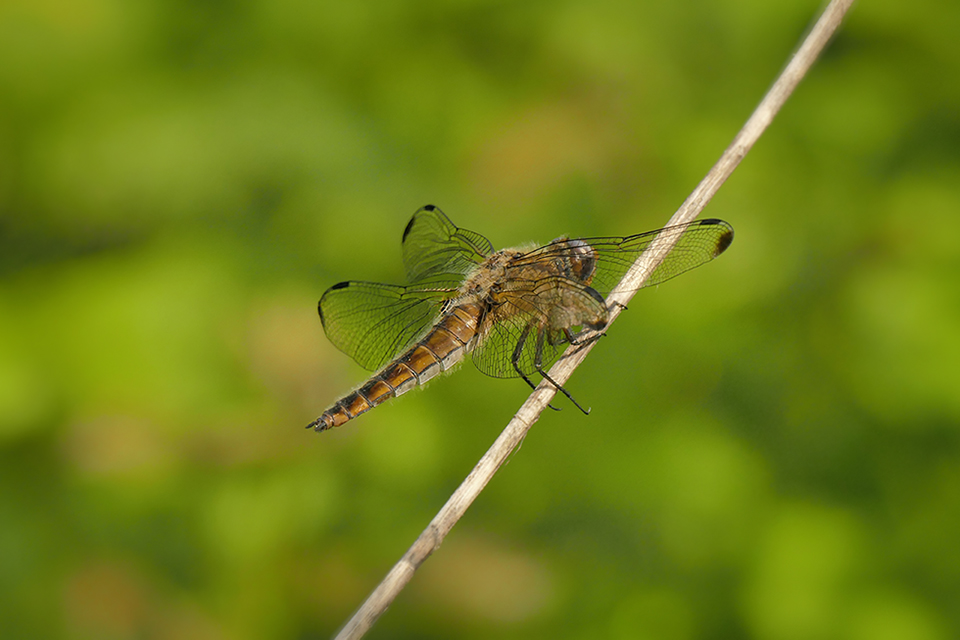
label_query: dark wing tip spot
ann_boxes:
[403,205,438,243]
[320,281,351,325]
[402,216,416,243]
[714,227,735,257]
[697,219,734,256]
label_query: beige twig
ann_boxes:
[333,1,856,637]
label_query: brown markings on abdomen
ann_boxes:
[309,302,485,432]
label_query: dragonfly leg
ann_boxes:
[567,327,606,347]
[534,329,590,415]
[513,324,561,412]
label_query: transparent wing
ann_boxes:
[514,218,734,298]
[472,315,567,380]
[470,218,733,379]
[319,280,457,371]
[401,205,493,283]
[471,277,607,379]
[472,315,558,380]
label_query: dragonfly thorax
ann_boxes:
[459,249,525,299]
[475,244,610,336]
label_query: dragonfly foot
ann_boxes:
[536,366,590,415]
[569,330,605,347]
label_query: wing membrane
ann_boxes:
[472,314,552,380]
[514,218,734,298]
[472,310,565,380]
[319,280,456,371]
[402,205,493,283]
[472,277,605,379]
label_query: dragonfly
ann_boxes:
[308,205,733,432]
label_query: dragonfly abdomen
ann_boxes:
[309,302,484,432]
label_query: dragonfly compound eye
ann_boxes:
[562,239,598,284]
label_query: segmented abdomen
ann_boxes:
[309,302,483,432]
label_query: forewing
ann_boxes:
[515,218,734,298]
[319,281,454,371]
[402,205,493,283]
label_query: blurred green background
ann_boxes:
[2,0,959,638]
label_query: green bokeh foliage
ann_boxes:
[2,0,959,638]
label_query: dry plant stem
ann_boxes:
[334,1,856,638]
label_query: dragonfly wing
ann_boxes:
[402,205,493,283]
[319,280,455,371]
[515,218,734,299]
[470,278,604,379]
[472,313,564,379]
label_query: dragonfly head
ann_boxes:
[549,237,598,285]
